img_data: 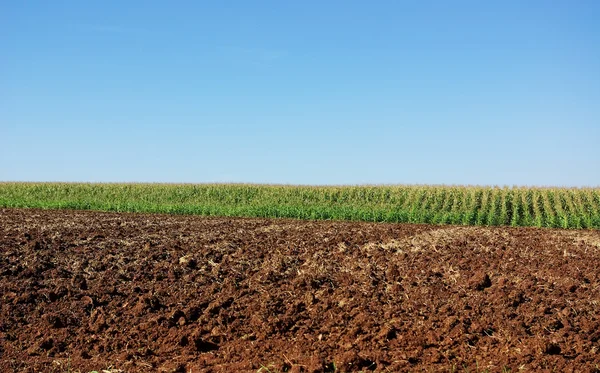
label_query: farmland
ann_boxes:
[1,183,599,229]
[1,208,600,372]
[1,182,600,372]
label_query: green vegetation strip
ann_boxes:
[0,183,599,229]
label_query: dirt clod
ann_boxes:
[470,271,492,290]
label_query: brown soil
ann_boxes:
[1,208,599,372]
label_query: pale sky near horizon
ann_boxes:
[2,1,599,186]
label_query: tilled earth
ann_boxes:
[1,209,599,372]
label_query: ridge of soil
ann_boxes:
[1,208,599,372]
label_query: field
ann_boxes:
[1,208,599,372]
[1,183,600,229]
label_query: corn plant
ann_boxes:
[1,182,598,229]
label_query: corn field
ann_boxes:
[0,183,598,229]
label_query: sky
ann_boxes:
[1,1,599,186]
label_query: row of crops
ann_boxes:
[0,183,599,229]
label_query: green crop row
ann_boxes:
[0,182,598,229]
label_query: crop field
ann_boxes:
[1,183,599,229]
[1,183,599,372]
[1,208,600,372]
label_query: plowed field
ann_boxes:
[1,209,599,372]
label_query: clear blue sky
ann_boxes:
[2,1,599,186]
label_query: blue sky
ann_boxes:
[2,1,599,186]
